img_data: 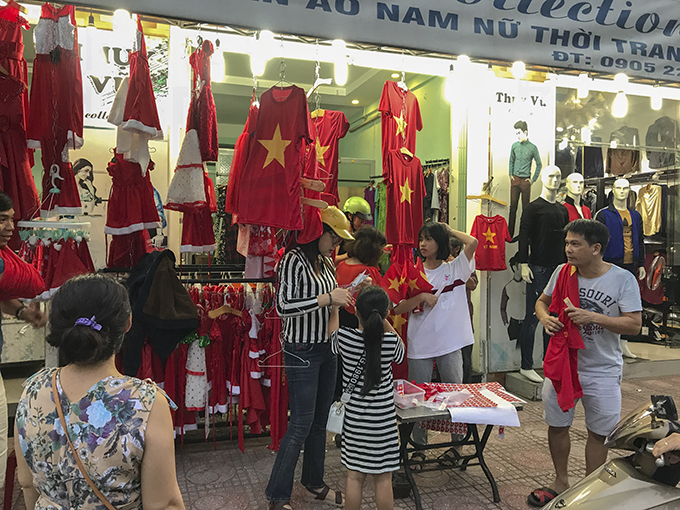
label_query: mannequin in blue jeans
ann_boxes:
[266,207,354,510]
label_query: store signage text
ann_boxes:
[495,92,548,107]
[74,0,680,82]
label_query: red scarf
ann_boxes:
[0,247,45,301]
[543,264,585,412]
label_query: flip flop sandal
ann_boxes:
[305,485,343,506]
[436,447,463,468]
[269,502,293,510]
[527,487,558,507]
[409,451,426,472]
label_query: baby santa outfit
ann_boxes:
[26,3,82,217]
[187,39,218,163]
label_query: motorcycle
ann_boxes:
[543,395,680,509]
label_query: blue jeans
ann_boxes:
[519,264,555,370]
[265,343,337,503]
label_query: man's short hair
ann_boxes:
[565,219,610,252]
[0,191,13,213]
[449,237,464,256]
[514,120,528,132]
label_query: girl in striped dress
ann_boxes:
[330,286,405,510]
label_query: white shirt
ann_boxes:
[405,255,475,359]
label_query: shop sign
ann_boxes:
[74,0,680,83]
[78,27,169,129]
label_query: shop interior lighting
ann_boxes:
[651,85,663,110]
[581,127,592,145]
[332,40,348,86]
[250,30,274,77]
[391,72,400,78]
[577,73,590,99]
[444,63,455,103]
[612,91,628,118]
[211,46,225,82]
[351,99,359,104]
[21,3,41,24]
[511,61,526,80]
[559,137,568,150]
[610,140,618,148]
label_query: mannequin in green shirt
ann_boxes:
[508,120,542,237]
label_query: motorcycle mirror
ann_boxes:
[652,395,677,421]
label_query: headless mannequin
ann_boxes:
[610,178,646,359]
[566,173,585,217]
[519,166,564,383]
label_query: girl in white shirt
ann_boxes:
[393,222,478,447]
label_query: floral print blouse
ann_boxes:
[17,368,175,510]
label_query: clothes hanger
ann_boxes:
[400,146,413,158]
[207,304,242,319]
[258,333,311,368]
[2,0,28,14]
[397,67,408,91]
[274,59,293,88]
[0,63,8,76]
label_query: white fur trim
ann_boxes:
[250,371,262,379]
[120,118,163,140]
[108,77,129,126]
[262,379,271,387]
[104,222,162,235]
[180,244,216,253]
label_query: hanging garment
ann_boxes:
[38,137,81,217]
[636,184,663,237]
[0,4,39,222]
[26,3,83,151]
[297,137,323,245]
[180,172,217,253]
[383,149,425,247]
[237,85,312,230]
[225,102,259,217]
[214,185,245,265]
[105,153,161,235]
[576,146,604,179]
[107,16,163,173]
[363,187,375,226]
[165,130,208,212]
[185,339,209,411]
[187,40,218,162]
[470,215,512,271]
[607,126,640,175]
[40,238,90,300]
[563,196,592,222]
[379,81,422,166]
[437,166,449,222]
[310,109,349,207]
[646,116,678,169]
[107,230,152,269]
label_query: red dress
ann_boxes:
[165,130,207,212]
[26,3,83,151]
[237,86,312,230]
[187,40,218,162]
[181,173,217,253]
[311,110,349,207]
[470,215,512,271]
[0,3,39,221]
[105,153,161,235]
[379,81,422,165]
[107,229,152,269]
[297,138,323,245]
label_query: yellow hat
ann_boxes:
[320,206,354,241]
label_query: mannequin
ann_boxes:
[564,173,592,221]
[508,120,543,237]
[595,178,645,359]
[517,166,569,383]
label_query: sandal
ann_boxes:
[305,485,343,506]
[436,447,463,468]
[269,502,293,510]
[527,487,558,507]
[409,451,426,472]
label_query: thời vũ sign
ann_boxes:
[73,0,680,82]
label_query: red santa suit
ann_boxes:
[0,3,39,223]
[187,40,218,162]
[165,130,207,212]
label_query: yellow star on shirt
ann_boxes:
[315,138,330,166]
[407,278,419,291]
[395,113,407,138]
[400,178,414,204]
[388,277,402,292]
[483,227,496,244]
[391,313,407,332]
[259,124,291,168]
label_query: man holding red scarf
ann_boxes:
[528,219,642,507]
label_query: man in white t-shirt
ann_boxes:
[527,219,642,507]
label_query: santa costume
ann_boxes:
[165,130,207,212]
[187,39,218,162]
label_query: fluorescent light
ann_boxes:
[250,30,274,77]
[577,72,590,98]
[391,72,400,78]
[651,86,663,110]
[332,39,348,86]
[351,99,359,104]
[511,61,526,79]
[211,49,225,82]
[612,91,628,118]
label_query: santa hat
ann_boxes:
[165,130,207,212]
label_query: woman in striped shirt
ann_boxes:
[266,206,354,510]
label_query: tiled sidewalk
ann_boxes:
[10,374,679,509]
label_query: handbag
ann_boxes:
[327,352,366,434]
[51,369,118,510]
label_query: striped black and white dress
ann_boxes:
[276,247,337,343]
[331,327,405,473]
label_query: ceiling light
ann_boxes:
[612,91,628,118]
[559,137,568,150]
[511,61,526,79]
[351,99,359,104]
[651,85,663,110]
[556,126,564,132]
[614,72,629,87]
[250,30,274,77]
[332,39,348,86]
[577,72,590,99]
[391,72,400,78]
[23,4,41,24]
[581,127,592,145]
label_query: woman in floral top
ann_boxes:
[15,274,185,510]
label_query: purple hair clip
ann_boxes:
[74,316,102,331]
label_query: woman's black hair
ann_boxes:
[298,223,335,275]
[46,274,132,366]
[355,285,390,395]
[0,191,14,213]
[346,226,386,267]
[418,222,450,260]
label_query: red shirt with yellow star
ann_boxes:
[470,214,512,271]
[311,110,349,207]
[379,81,422,165]
[384,149,425,246]
[238,85,312,230]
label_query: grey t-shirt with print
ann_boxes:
[544,263,642,377]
